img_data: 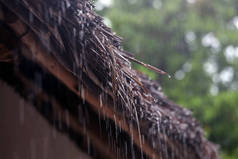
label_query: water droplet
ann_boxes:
[99,94,103,107]
[19,99,25,125]
[65,111,70,128]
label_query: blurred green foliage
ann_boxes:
[96,0,238,158]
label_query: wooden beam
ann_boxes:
[1,10,161,159]
[0,2,220,159]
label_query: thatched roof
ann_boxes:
[0,0,219,159]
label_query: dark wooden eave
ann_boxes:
[0,1,219,159]
[0,7,156,159]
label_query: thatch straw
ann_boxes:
[0,0,219,158]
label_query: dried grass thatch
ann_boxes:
[0,0,219,159]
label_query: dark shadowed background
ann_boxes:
[0,83,89,159]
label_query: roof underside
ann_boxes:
[0,0,219,159]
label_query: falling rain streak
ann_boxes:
[0,0,219,159]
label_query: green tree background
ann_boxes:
[95,0,238,158]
